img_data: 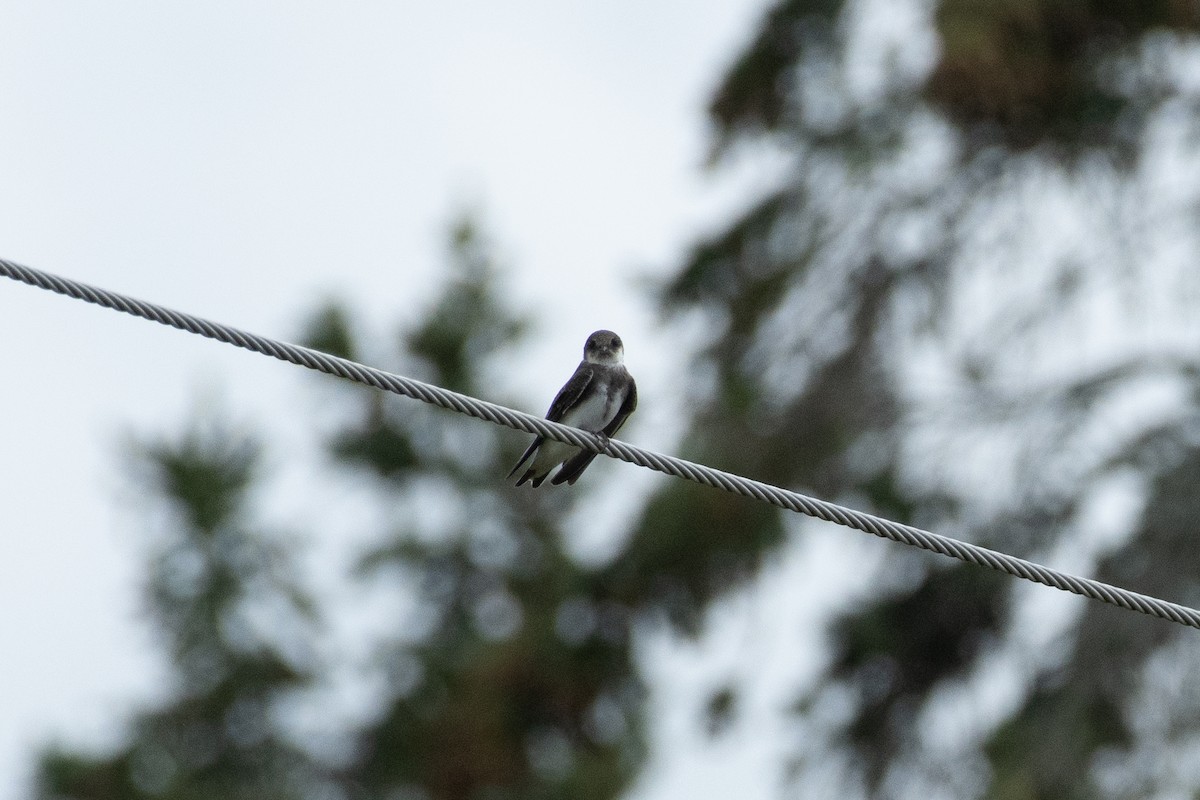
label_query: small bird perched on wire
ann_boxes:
[509,329,637,487]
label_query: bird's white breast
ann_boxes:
[561,378,624,432]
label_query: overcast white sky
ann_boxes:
[0,2,867,797]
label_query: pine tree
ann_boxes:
[633,1,1200,796]
[36,424,326,800]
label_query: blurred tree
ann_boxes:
[32,218,649,800]
[305,217,646,800]
[35,424,327,800]
[630,0,1200,798]
[31,3,1200,800]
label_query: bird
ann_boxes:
[508,329,637,487]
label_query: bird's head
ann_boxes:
[584,329,624,365]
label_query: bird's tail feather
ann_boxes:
[507,437,543,481]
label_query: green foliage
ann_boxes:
[982,443,1200,799]
[929,0,1200,154]
[34,218,649,800]
[635,0,1200,796]
[823,564,1007,785]
[603,482,783,635]
[300,303,359,363]
[36,425,322,800]
[708,0,846,153]
[405,216,529,396]
[304,217,644,800]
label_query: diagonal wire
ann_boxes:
[3,256,1199,630]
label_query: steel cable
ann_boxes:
[3,257,1198,630]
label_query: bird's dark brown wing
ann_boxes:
[544,363,594,421]
[550,376,637,486]
[507,363,594,483]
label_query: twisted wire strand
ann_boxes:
[3,256,1198,630]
